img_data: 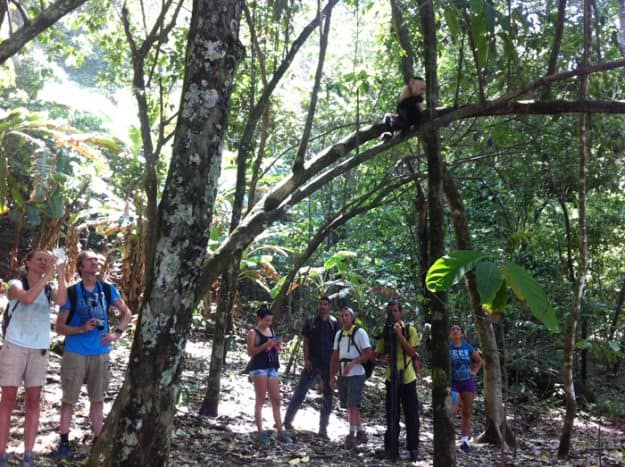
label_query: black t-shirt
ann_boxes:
[303,315,339,369]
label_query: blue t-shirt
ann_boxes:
[61,281,121,356]
[449,340,475,383]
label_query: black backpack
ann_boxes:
[64,281,113,326]
[337,326,374,378]
[2,277,52,337]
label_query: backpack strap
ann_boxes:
[66,281,114,326]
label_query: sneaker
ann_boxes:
[20,452,34,467]
[344,433,356,450]
[56,439,70,460]
[283,421,293,431]
[356,430,368,444]
[0,452,9,467]
[459,441,471,453]
[256,431,273,446]
[277,431,292,443]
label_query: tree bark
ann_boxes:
[417,0,455,465]
[442,164,516,448]
[542,0,567,99]
[558,0,590,458]
[88,1,243,465]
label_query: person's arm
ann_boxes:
[302,336,311,371]
[53,260,67,307]
[394,323,417,359]
[8,254,55,305]
[329,349,339,388]
[246,329,274,357]
[55,310,97,336]
[101,298,133,345]
[471,350,483,375]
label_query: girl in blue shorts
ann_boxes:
[449,324,483,453]
[246,305,290,444]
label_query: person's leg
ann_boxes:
[23,387,42,453]
[59,403,74,434]
[319,367,333,433]
[90,401,104,437]
[460,391,474,438]
[401,381,420,452]
[266,375,284,432]
[251,375,268,432]
[0,387,18,453]
[383,382,393,453]
[284,368,316,426]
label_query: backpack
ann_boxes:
[65,281,113,326]
[2,277,53,337]
[337,326,374,378]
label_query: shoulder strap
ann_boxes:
[101,281,113,310]
[349,326,362,356]
[66,283,79,325]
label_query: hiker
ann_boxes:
[0,250,67,467]
[329,306,373,450]
[283,296,339,438]
[246,304,290,445]
[449,324,483,453]
[54,250,132,460]
[375,301,421,461]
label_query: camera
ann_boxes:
[94,319,105,330]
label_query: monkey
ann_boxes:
[381,76,425,141]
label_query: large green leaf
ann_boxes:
[502,261,560,333]
[425,250,488,292]
[475,260,504,304]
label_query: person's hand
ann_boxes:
[343,361,354,376]
[393,322,403,336]
[304,359,312,371]
[43,252,56,277]
[378,354,390,364]
[413,356,423,374]
[101,331,121,345]
[329,376,337,389]
[82,318,98,333]
[273,337,282,352]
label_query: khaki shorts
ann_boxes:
[0,341,49,388]
[61,351,110,404]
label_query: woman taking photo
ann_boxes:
[247,305,290,445]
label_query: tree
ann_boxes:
[89,0,244,464]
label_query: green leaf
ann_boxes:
[475,261,504,304]
[490,281,508,311]
[425,250,488,292]
[502,261,559,333]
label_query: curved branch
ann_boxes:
[0,0,88,64]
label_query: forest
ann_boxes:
[1,0,625,465]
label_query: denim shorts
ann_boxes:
[249,368,279,378]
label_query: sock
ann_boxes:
[60,433,69,443]
[461,436,469,444]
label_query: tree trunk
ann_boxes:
[558,0,590,458]
[442,164,516,448]
[88,1,243,465]
[417,1,455,464]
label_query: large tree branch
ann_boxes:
[0,0,88,64]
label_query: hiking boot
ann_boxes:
[20,452,34,467]
[356,430,368,444]
[0,452,9,467]
[256,431,273,446]
[283,421,293,431]
[409,449,420,462]
[56,439,70,460]
[459,441,471,453]
[344,433,356,450]
[318,428,328,439]
[277,431,292,443]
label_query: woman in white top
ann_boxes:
[0,250,66,467]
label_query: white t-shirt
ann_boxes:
[333,326,371,377]
[5,279,52,349]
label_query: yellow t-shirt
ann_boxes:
[375,322,420,384]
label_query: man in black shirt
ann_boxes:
[283,296,338,438]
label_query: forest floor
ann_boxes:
[2,329,625,466]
